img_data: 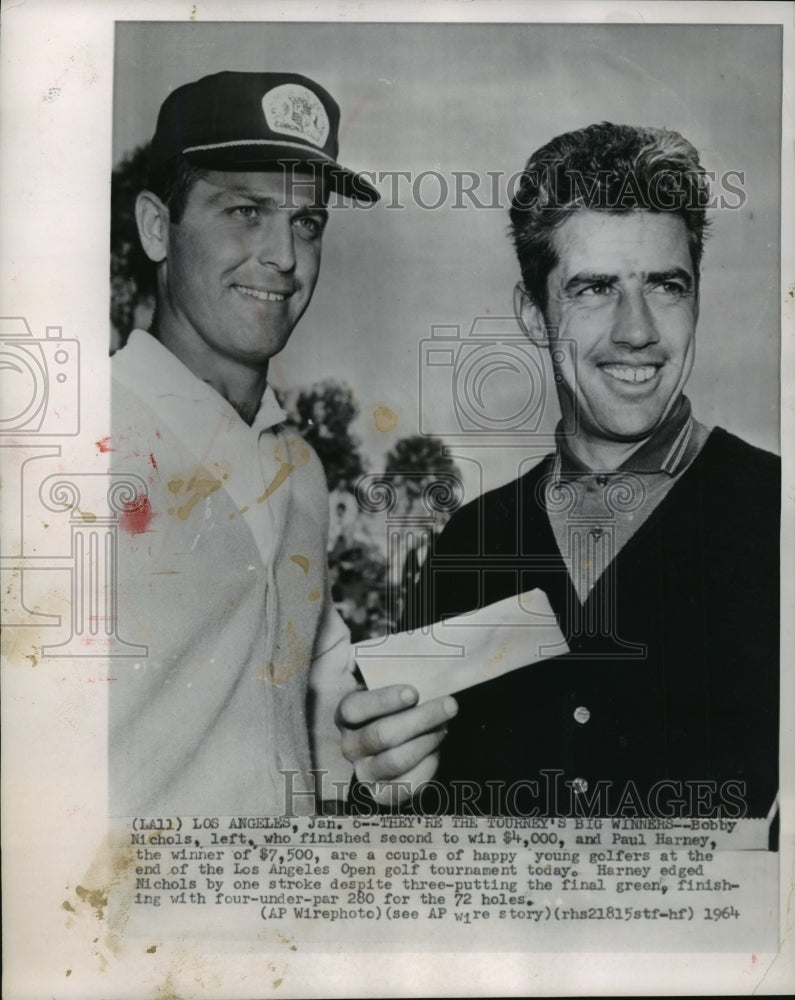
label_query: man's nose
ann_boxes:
[611,286,659,348]
[256,216,296,272]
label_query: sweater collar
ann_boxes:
[554,395,695,478]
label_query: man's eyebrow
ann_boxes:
[562,268,694,294]
[563,272,617,293]
[206,186,277,206]
[646,268,694,289]
[294,204,329,220]
[208,186,327,214]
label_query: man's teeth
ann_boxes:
[602,364,657,384]
[236,285,287,302]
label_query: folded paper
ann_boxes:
[355,588,568,703]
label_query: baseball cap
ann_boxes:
[147,71,379,202]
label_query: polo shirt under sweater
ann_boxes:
[413,422,779,817]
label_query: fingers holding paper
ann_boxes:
[336,685,458,806]
[337,589,566,808]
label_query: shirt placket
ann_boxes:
[252,427,280,800]
[255,425,302,798]
[564,473,615,605]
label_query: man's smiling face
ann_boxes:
[540,209,698,450]
[159,168,327,372]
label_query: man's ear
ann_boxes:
[135,191,169,264]
[513,282,547,342]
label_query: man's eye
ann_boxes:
[294,215,325,239]
[229,205,260,221]
[579,282,613,296]
[651,281,687,296]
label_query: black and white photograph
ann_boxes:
[2,2,793,997]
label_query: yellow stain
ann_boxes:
[259,620,307,685]
[258,463,292,502]
[373,404,398,433]
[167,463,229,520]
[258,438,311,502]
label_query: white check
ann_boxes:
[355,588,568,703]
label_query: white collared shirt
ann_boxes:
[110,332,355,816]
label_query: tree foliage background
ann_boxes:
[284,382,365,493]
[111,143,156,348]
[384,435,461,515]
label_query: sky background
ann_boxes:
[113,21,782,499]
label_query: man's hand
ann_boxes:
[335,685,457,808]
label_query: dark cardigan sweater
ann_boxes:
[412,428,780,818]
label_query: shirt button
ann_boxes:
[596,475,609,486]
[573,705,590,724]
[571,777,589,794]
[590,527,603,539]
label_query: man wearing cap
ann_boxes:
[110,72,455,817]
[412,122,779,819]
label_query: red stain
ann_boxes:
[751,954,757,965]
[149,452,158,471]
[119,494,154,535]
[96,435,113,453]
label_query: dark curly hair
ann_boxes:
[509,122,711,312]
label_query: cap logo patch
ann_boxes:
[262,83,330,149]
